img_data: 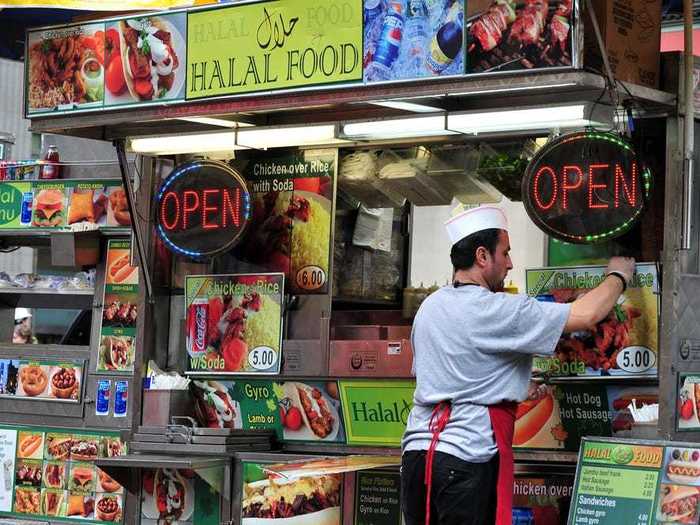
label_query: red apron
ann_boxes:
[424,401,517,525]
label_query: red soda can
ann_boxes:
[188,298,209,353]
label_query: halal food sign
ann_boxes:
[156,160,251,258]
[522,131,651,244]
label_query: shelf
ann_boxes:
[0,228,130,249]
[544,375,659,385]
[97,454,228,470]
[0,288,95,309]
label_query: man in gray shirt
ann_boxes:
[400,205,635,525]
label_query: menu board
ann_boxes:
[0,424,126,524]
[569,438,700,525]
[514,475,573,524]
[527,263,659,378]
[190,379,347,443]
[240,461,342,524]
[0,358,83,403]
[0,179,131,230]
[355,470,401,525]
[232,150,336,295]
[97,240,139,373]
[185,274,284,375]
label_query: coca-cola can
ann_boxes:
[188,298,208,353]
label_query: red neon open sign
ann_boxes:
[156,160,251,258]
[522,132,651,243]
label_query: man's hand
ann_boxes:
[606,256,636,285]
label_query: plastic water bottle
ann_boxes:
[404,0,428,74]
[365,0,405,82]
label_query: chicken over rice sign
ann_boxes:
[522,131,652,244]
[156,160,251,258]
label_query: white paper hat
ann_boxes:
[444,206,508,245]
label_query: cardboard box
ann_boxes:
[585,0,662,88]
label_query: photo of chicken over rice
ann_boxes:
[27,24,105,111]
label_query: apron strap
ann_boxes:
[425,400,451,525]
[488,401,518,525]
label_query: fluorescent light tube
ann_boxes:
[369,101,443,113]
[447,105,597,133]
[236,125,342,148]
[341,115,456,139]
[129,132,246,155]
[176,117,254,128]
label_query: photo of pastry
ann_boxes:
[45,433,72,461]
[70,436,100,461]
[67,493,94,519]
[31,189,66,228]
[26,23,105,113]
[15,459,42,488]
[17,364,50,398]
[50,366,81,400]
[95,493,122,522]
[17,431,44,459]
[44,461,66,489]
[67,187,110,226]
[104,13,186,106]
[102,293,138,328]
[69,464,96,493]
[105,249,137,285]
[97,468,122,493]
[106,187,132,227]
[42,488,66,517]
[98,335,135,372]
[280,382,340,442]
[14,487,41,514]
[657,484,700,524]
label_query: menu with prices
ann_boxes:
[97,240,139,373]
[0,423,126,524]
[568,438,700,525]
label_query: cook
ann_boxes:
[400,205,635,525]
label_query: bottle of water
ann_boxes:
[404,0,428,75]
[365,0,405,82]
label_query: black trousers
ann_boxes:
[401,450,498,525]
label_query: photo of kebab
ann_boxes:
[468,0,572,73]
[102,299,138,328]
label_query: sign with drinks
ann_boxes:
[97,240,139,374]
[231,150,335,295]
[186,0,362,99]
[0,423,126,524]
[185,274,284,375]
[363,0,465,82]
[526,263,659,378]
[189,379,348,443]
[568,438,700,525]
[0,179,131,230]
[156,160,251,259]
[522,131,651,244]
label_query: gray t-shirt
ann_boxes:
[402,285,571,463]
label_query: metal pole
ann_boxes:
[681,0,695,250]
[114,139,154,301]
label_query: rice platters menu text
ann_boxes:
[97,240,139,373]
[185,274,284,375]
[570,439,662,525]
[527,263,658,378]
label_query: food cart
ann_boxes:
[6,0,697,523]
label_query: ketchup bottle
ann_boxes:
[39,145,61,179]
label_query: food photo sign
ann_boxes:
[0,359,83,403]
[189,379,347,444]
[0,424,126,523]
[526,263,659,378]
[185,274,284,375]
[97,239,139,374]
[232,150,335,295]
[0,180,131,230]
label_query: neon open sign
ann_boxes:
[156,160,251,258]
[522,131,651,243]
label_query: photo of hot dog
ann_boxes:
[17,432,44,459]
[106,252,137,285]
[665,448,700,485]
[658,484,700,524]
[513,384,563,448]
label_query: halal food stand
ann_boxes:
[12,0,698,523]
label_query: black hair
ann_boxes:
[450,228,501,270]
